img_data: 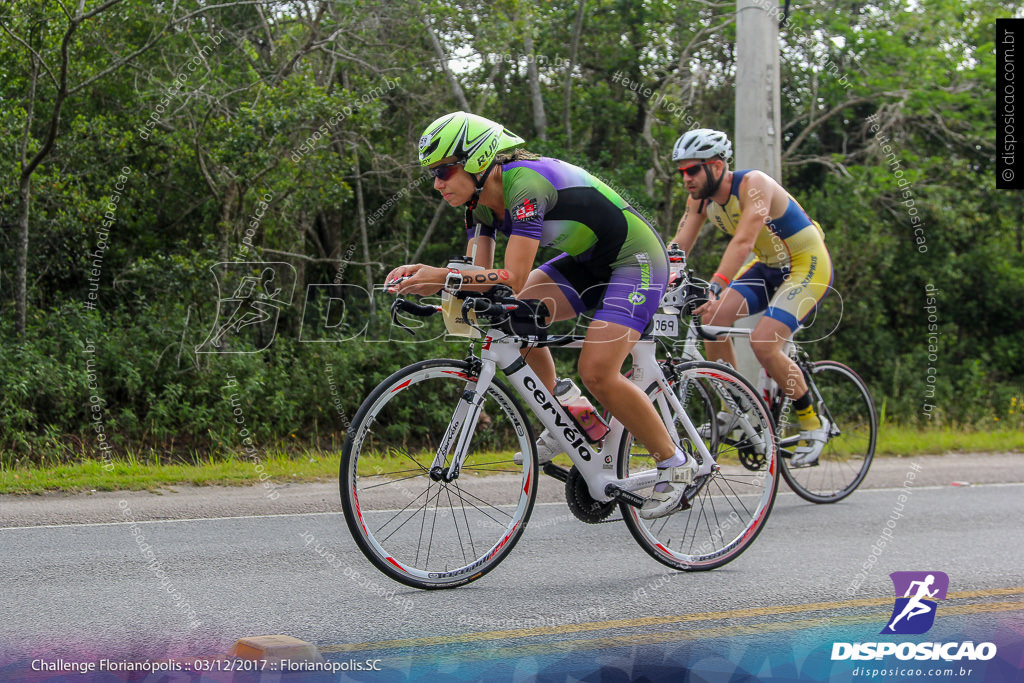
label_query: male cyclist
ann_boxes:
[386,111,693,518]
[669,129,834,465]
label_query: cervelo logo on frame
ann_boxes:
[882,570,948,635]
[831,571,997,663]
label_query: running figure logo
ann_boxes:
[196,262,296,354]
[881,571,949,635]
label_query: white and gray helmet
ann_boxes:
[672,128,732,162]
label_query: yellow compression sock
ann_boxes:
[796,404,822,432]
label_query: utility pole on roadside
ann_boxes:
[732,0,783,382]
[735,0,782,180]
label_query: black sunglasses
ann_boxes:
[428,161,464,181]
[677,161,713,178]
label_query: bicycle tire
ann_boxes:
[340,358,538,589]
[618,360,779,571]
[777,360,877,503]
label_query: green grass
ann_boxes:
[876,425,1024,456]
[1,427,1021,495]
[0,450,341,495]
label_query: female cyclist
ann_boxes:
[386,111,693,518]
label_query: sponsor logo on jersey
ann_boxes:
[513,198,538,222]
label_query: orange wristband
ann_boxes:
[712,272,731,286]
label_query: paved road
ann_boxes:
[3,451,1020,527]
[2,454,1022,681]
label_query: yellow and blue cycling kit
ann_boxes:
[703,170,833,332]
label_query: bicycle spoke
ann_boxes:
[778,361,876,503]
[709,474,756,521]
[378,483,441,543]
[442,484,470,566]
[361,471,436,491]
[619,361,778,571]
[459,465,522,473]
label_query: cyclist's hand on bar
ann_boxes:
[386,264,447,295]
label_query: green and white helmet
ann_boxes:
[418,111,525,174]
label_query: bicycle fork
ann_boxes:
[428,359,498,482]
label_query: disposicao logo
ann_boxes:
[831,571,997,662]
[882,570,948,635]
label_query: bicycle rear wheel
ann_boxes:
[619,361,779,571]
[340,359,537,589]
[777,360,877,503]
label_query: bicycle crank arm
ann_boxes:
[542,463,570,482]
[604,484,646,508]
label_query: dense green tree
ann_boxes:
[1,0,1020,461]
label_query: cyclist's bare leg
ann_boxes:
[700,288,749,370]
[517,269,578,392]
[750,317,808,399]
[578,320,676,462]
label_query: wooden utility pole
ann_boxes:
[733,0,783,382]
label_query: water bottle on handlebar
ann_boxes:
[440,255,484,338]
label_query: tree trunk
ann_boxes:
[422,13,470,111]
[411,200,449,263]
[218,182,238,262]
[523,29,547,141]
[352,144,374,312]
[10,8,86,335]
[15,180,31,336]
[563,0,586,147]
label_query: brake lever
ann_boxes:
[390,298,416,336]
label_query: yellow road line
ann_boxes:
[321,587,1024,654]
[436,600,1024,664]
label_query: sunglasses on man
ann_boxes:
[677,160,715,178]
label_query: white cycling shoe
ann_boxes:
[639,457,699,519]
[512,429,564,466]
[790,417,831,467]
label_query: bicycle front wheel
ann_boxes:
[619,361,779,571]
[340,359,537,589]
[778,360,877,503]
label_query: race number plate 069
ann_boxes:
[651,314,678,337]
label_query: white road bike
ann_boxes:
[655,247,878,504]
[340,282,779,590]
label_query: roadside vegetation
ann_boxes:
[2,425,1021,495]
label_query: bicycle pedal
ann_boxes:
[788,460,820,469]
[542,463,570,482]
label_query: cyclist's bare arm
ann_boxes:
[712,172,776,283]
[388,235,539,296]
[466,234,496,268]
[670,196,707,252]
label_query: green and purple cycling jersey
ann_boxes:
[468,157,668,333]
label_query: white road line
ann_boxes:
[1,483,1021,531]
